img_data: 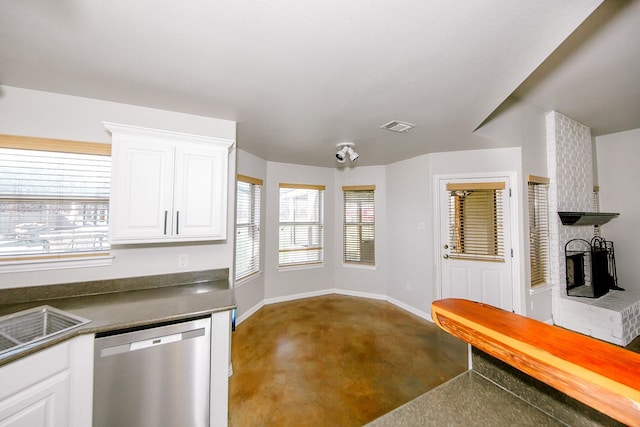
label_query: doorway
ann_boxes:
[436,175,515,312]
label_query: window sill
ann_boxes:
[529,283,554,295]
[234,271,262,287]
[0,255,115,273]
[341,263,377,270]
[278,263,325,272]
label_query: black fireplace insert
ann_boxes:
[565,236,622,298]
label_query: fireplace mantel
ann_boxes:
[558,211,619,226]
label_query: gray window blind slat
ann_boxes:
[343,189,375,265]
[278,186,324,267]
[528,181,550,286]
[235,180,261,280]
[448,187,504,261]
[0,147,111,259]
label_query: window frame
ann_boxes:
[0,134,113,269]
[527,175,550,287]
[446,182,505,262]
[278,183,325,268]
[234,174,262,282]
[342,185,375,266]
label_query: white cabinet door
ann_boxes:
[105,122,233,244]
[0,372,70,427]
[0,336,93,427]
[174,143,228,240]
[110,137,175,242]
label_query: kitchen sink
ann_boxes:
[0,305,90,356]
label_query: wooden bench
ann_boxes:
[432,298,640,426]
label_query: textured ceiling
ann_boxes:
[2,0,634,167]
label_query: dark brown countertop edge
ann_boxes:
[0,269,235,367]
[0,268,229,305]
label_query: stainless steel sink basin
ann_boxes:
[0,305,90,356]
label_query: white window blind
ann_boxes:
[279,183,324,267]
[343,186,375,265]
[235,175,262,281]
[0,137,111,260]
[528,176,550,286]
[447,182,505,262]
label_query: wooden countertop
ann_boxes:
[431,298,640,426]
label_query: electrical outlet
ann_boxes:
[178,254,189,268]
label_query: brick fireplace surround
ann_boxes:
[546,111,640,346]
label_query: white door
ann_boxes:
[438,177,513,312]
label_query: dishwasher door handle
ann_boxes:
[97,325,207,358]
[99,333,183,357]
[129,332,182,351]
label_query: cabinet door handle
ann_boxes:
[176,211,180,235]
[164,211,168,235]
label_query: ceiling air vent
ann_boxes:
[380,120,415,133]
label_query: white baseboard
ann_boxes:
[386,296,431,322]
[240,288,431,325]
[333,290,430,321]
[333,288,386,301]
[264,289,334,305]
[236,300,265,326]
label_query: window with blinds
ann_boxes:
[278,183,324,267]
[0,137,111,260]
[447,182,505,262]
[528,176,550,287]
[235,175,262,281]
[343,186,375,265]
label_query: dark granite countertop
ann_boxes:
[366,371,565,426]
[0,269,235,367]
[367,347,622,426]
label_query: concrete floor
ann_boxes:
[229,294,468,427]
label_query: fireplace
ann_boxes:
[565,236,621,298]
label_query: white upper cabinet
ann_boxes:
[104,122,234,244]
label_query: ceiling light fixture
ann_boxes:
[336,142,358,164]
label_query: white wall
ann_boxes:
[385,154,433,318]
[0,86,236,288]
[595,128,640,292]
[234,149,267,319]
[475,99,547,177]
[264,161,335,301]
[333,165,387,297]
[474,101,551,321]
[238,146,528,322]
[0,86,235,142]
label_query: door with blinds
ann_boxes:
[438,177,513,312]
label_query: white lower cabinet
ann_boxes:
[0,313,230,427]
[0,335,94,427]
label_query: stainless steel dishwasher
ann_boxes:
[93,317,211,427]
